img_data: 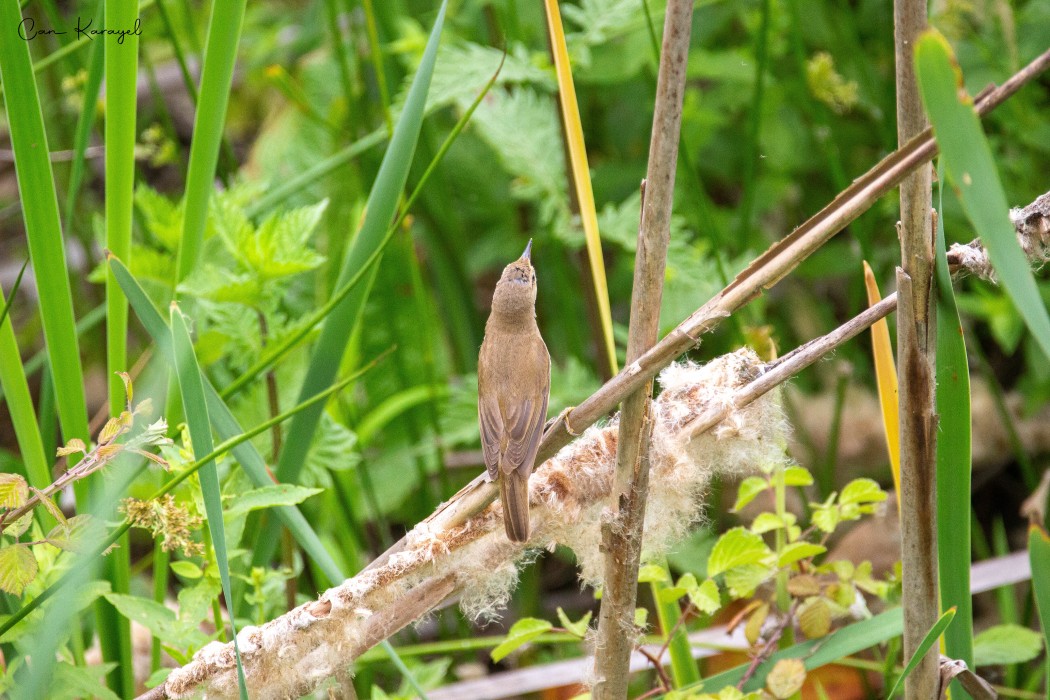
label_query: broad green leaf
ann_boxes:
[777,543,826,568]
[638,563,670,583]
[224,484,324,519]
[724,564,774,598]
[634,607,649,628]
[782,467,814,487]
[51,661,121,700]
[169,561,203,579]
[706,527,772,577]
[972,624,1043,665]
[839,478,886,505]
[0,545,36,596]
[752,512,792,534]
[491,617,553,662]
[915,31,1050,361]
[103,593,209,649]
[690,578,721,615]
[733,476,768,511]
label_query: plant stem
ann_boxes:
[592,2,693,696]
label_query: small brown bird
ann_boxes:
[479,240,551,542]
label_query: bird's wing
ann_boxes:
[479,390,504,482]
[501,353,550,479]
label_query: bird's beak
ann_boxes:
[522,239,533,260]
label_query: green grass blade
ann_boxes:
[63,2,105,226]
[915,31,1050,361]
[173,0,247,282]
[1027,525,1050,691]
[651,573,700,687]
[271,0,447,489]
[885,607,956,698]
[0,276,51,493]
[0,0,90,456]
[934,160,974,687]
[101,1,142,690]
[0,258,28,331]
[170,303,249,698]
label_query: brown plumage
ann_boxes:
[478,240,551,542]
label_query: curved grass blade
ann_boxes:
[886,607,956,698]
[173,0,247,282]
[863,261,901,499]
[916,31,1050,361]
[934,160,974,687]
[170,304,249,698]
[543,0,618,376]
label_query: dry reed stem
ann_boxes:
[593,0,693,696]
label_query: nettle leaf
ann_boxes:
[0,544,36,595]
[706,527,773,577]
[556,607,592,638]
[839,478,886,505]
[637,563,670,583]
[491,617,553,662]
[243,202,328,279]
[733,476,768,512]
[973,624,1043,665]
[224,484,323,519]
[0,473,28,508]
[777,542,826,568]
[782,466,814,486]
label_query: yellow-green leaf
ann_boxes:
[733,476,768,512]
[766,658,806,699]
[0,545,36,596]
[0,473,28,509]
[863,261,900,500]
[491,617,553,662]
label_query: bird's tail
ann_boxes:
[499,471,530,542]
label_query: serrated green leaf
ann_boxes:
[973,624,1043,665]
[725,564,774,598]
[0,545,36,596]
[491,617,553,662]
[690,578,721,615]
[169,561,203,579]
[782,467,814,487]
[223,484,324,519]
[707,527,773,577]
[752,512,791,534]
[839,478,886,505]
[733,476,768,512]
[0,473,28,508]
[638,563,670,583]
[777,543,826,568]
[104,593,210,649]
